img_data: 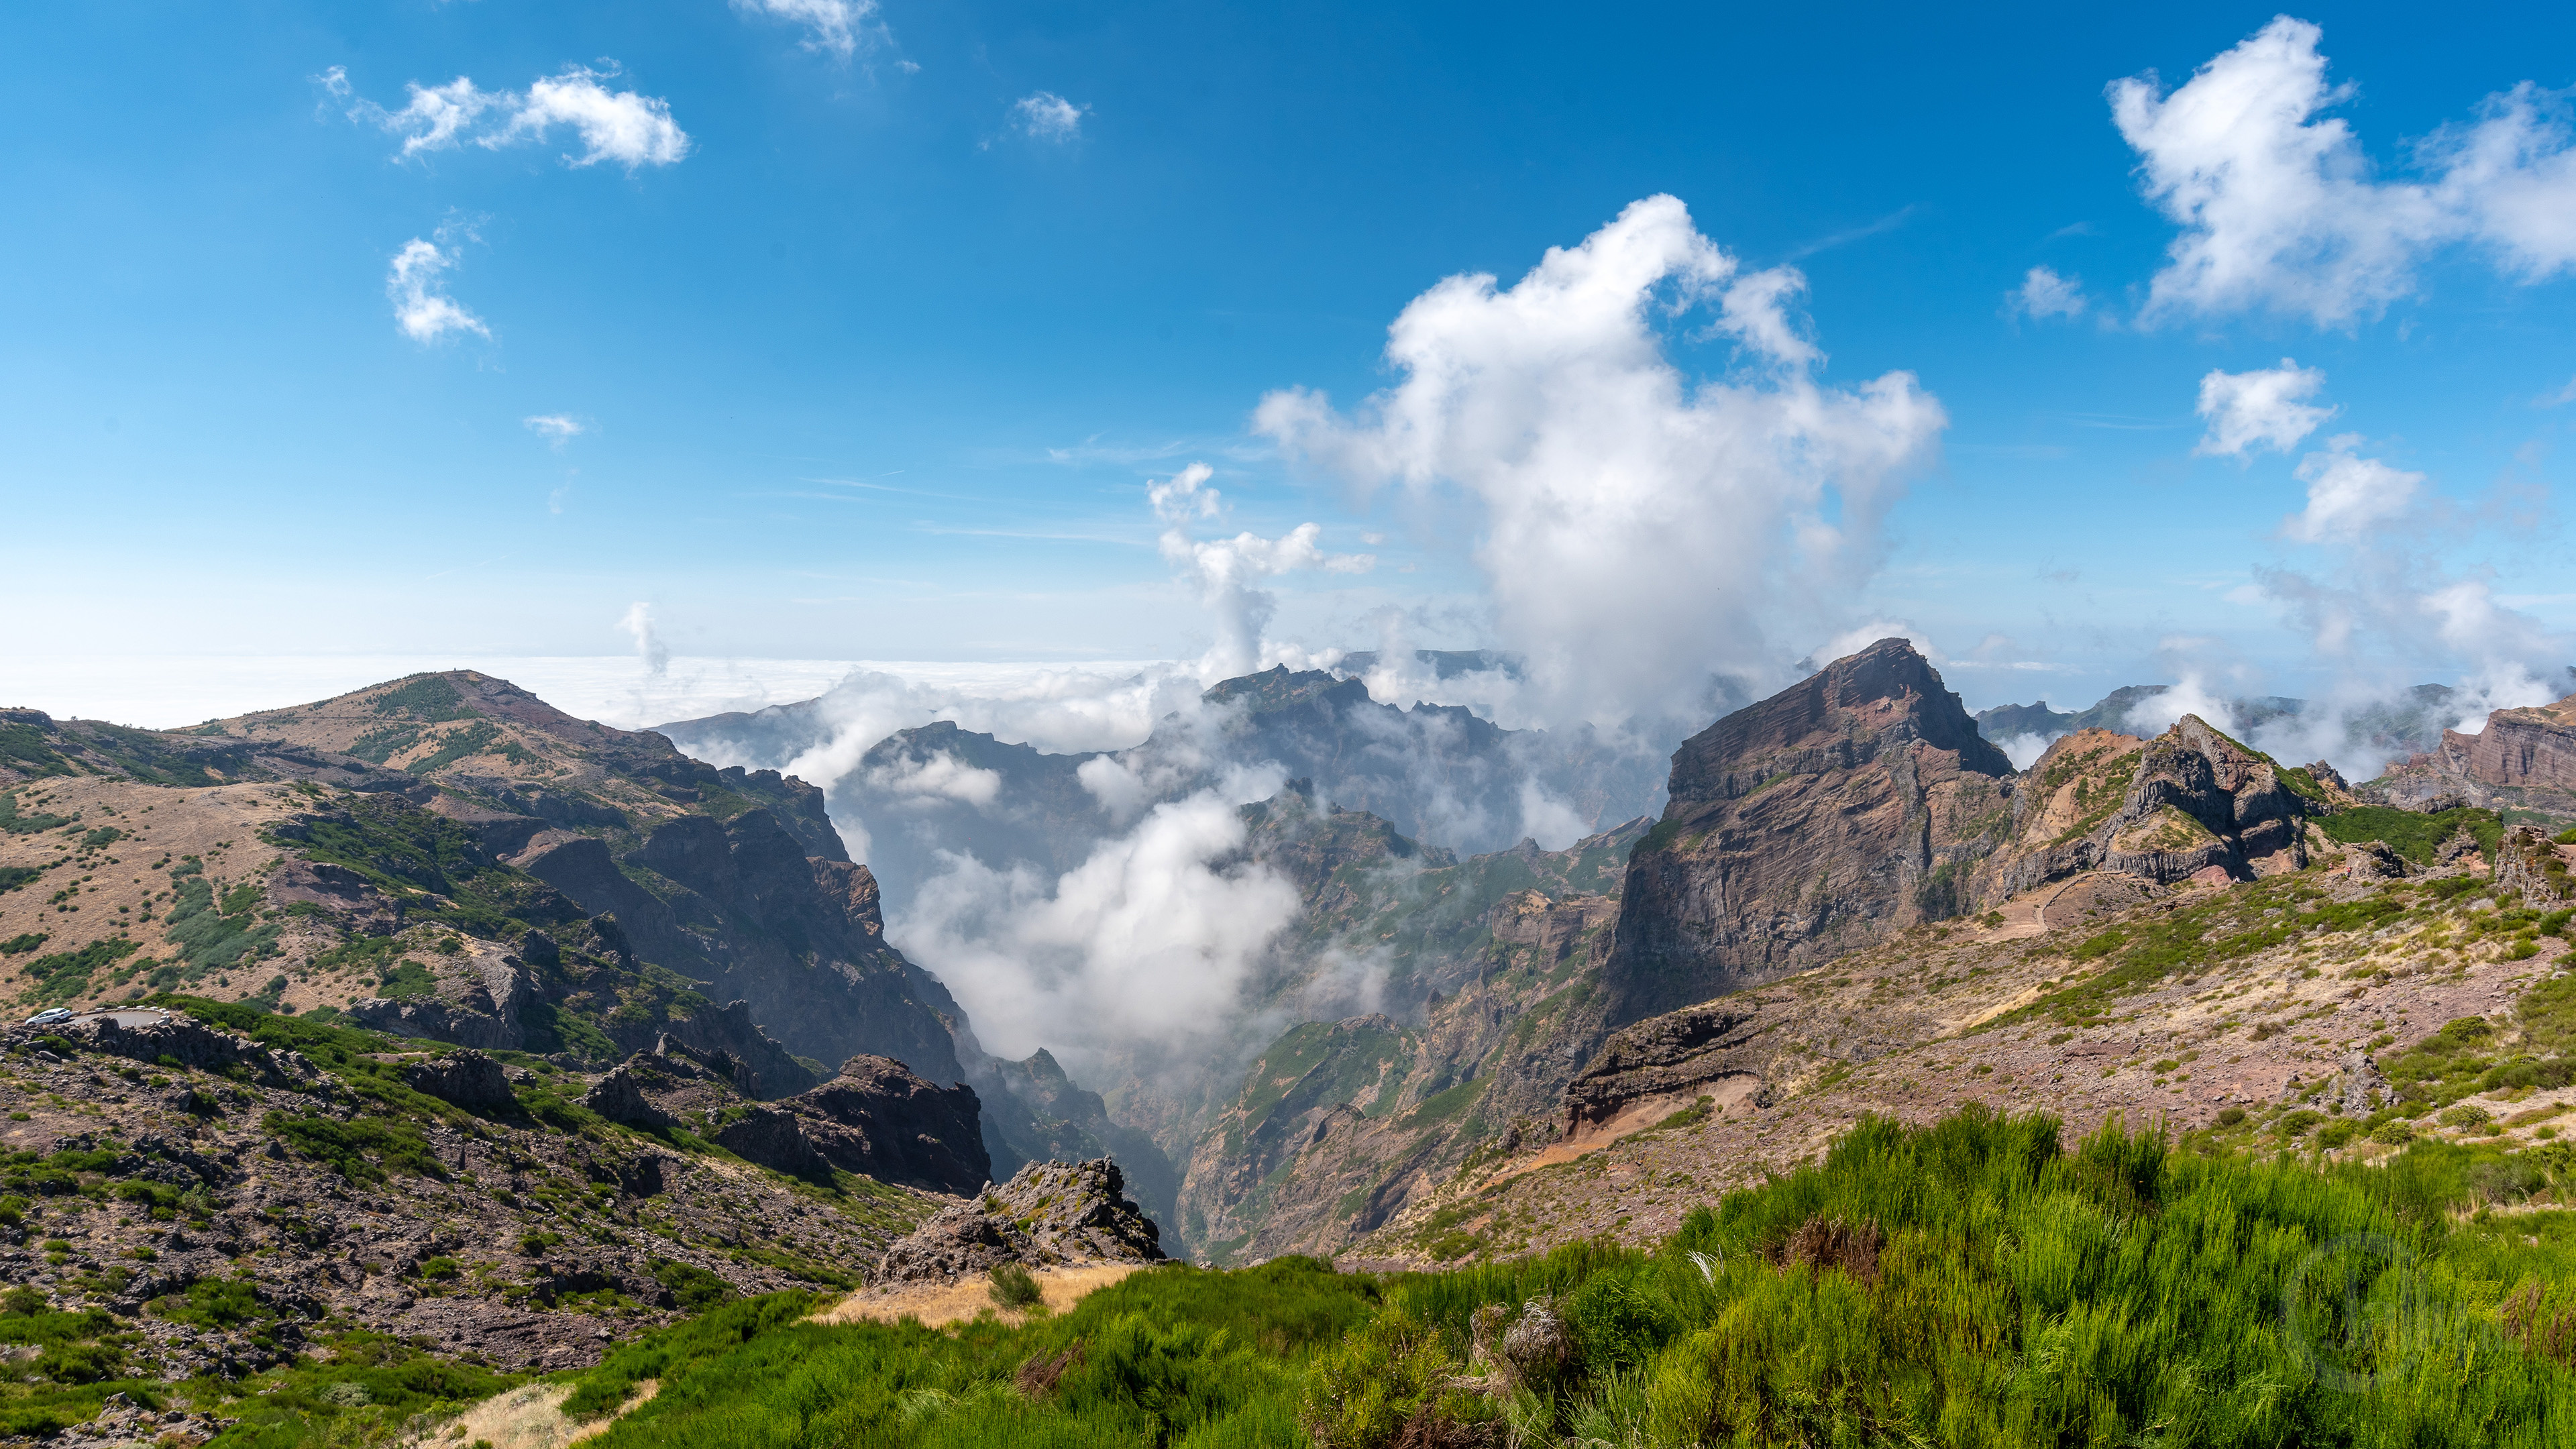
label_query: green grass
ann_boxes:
[0,732,76,782]
[405,720,504,775]
[162,869,282,977]
[0,791,73,834]
[370,674,478,722]
[566,1258,1379,1448]
[1313,1108,2576,1448]
[21,937,138,1006]
[425,1107,2576,1449]
[2316,804,2506,865]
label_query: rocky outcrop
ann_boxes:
[42,1010,321,1090]
[1603,639,2016,1027]
[875,1158,1164,1284]
[1968,715,2313,904]
[2344,839,2412,882]
[2496,826,2574,907]
[0,1002,943,1397]
[400,1050,517,1116]
[781,1055,990,1195]
[712,1106,832,1179]
[583,1062,672,1130]
[625,1046,988,1195]
[873,1199,1034,1283]
[2100,716,2308,882]
[1561,1006,1771,1138]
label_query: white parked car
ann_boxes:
[23,1008,74,1027]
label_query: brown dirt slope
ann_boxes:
[1358,831,2576,1265]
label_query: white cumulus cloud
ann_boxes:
[890,784,1301,1067]
[2194,358,2332,458]
[332,63,688,171]
[2286,435,2422,543]
[1148,462,1375,684]
[1012,91,1087,142]
[1255,194,1945,732]
[2112,16,2576,326]
[386,237,488,344]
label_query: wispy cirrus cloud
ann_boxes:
[733,0,885,61]
[324,63,689,170]
[1012,91,1088,143]
[386,225,488,344]
[523,415,586,447]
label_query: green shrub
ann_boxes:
[987,1263,1044,1311]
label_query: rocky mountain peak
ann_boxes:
[1668,638,2008,803]
[1607,640,2015,1026]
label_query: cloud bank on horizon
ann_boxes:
[9,7,2575,795]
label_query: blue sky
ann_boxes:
[6,1,2575,729]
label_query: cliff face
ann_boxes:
[2375,695,2576,815]
[1169,797,1643,1262]
[1603,639,2016,1028]
[510,808,964,1083]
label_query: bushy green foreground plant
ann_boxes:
[226,1108,2576,1448]
[564,1258,1378,1448]
[1307,1107,2576,1447]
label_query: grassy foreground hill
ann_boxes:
[396,1107,2576,1448]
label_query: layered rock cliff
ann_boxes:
[2374,693,2576,816]
[1602,639,2016,1028]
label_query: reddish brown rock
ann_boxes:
[1604,639,2015,1026]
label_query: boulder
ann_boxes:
[874,1201,1035,1283]
[873,1157,1163,1285]
[400,1050,517,1116]
[583,1063,671,1130]
[710,1106,829,1179]
[2344,839,2410,882]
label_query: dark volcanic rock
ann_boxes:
[584,1062,672,1130]
[400,1050,517,1116]
[54,1011,317,1090]
[874,1200,1034,1283]
[712,1106,831,1179]
[784,1055,991,1196]
[1604,639,2016,1027]
[875,1157,1163,1284]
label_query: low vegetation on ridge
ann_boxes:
[345,1108,2576,1448]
